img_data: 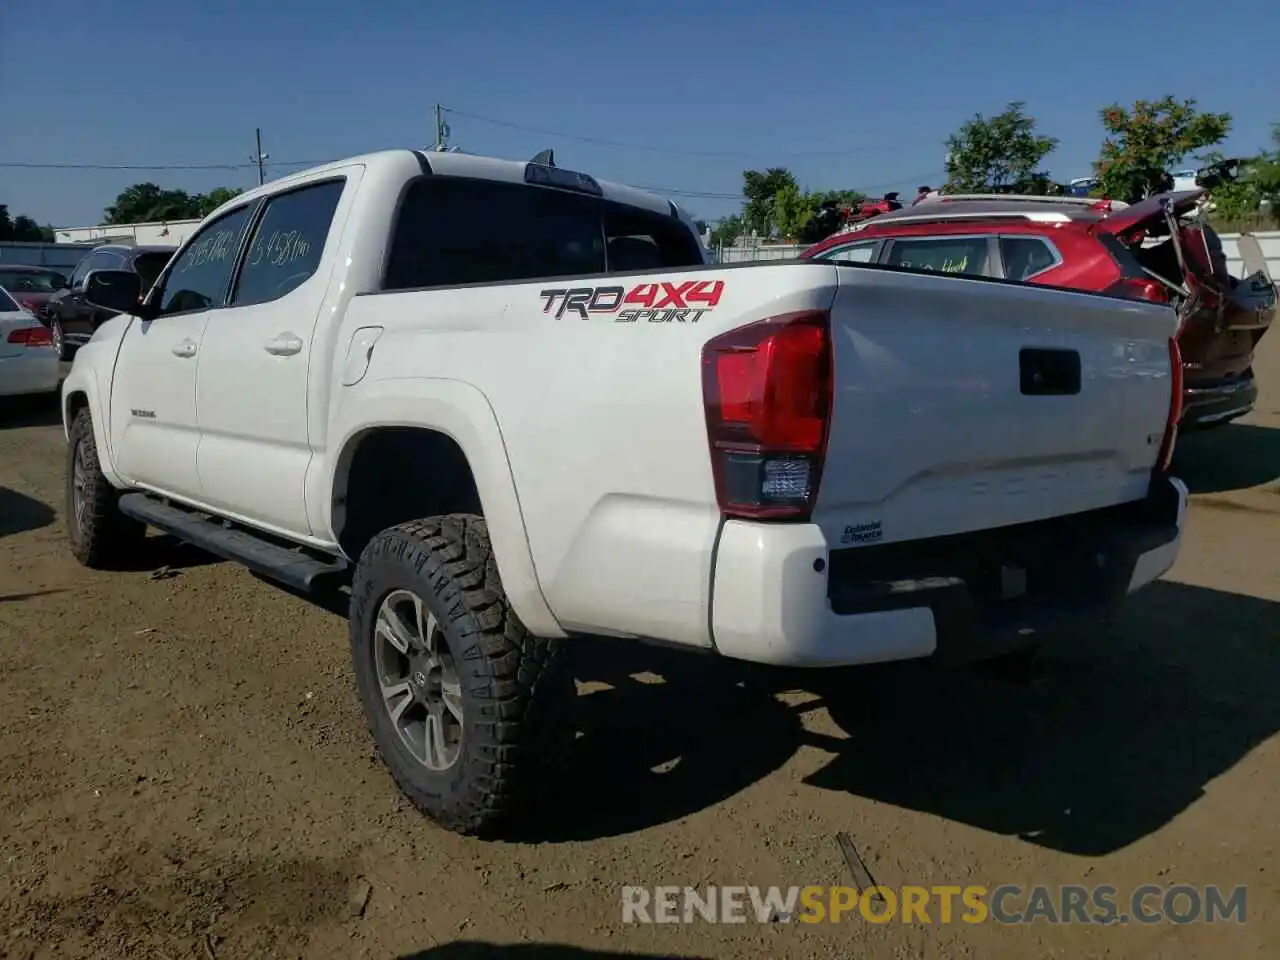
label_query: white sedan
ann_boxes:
[0,285,61,398]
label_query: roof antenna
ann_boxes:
[530,148,555,167]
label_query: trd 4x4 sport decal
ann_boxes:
[539,280,724,323]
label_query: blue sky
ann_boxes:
[3,0,1276,228]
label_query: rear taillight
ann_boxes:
[1155,337,1184,474]
[701,310,833,520]
[7,326,53,347]
[1106,277,1171,304]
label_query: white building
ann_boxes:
[53,218,202,247]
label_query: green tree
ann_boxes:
[104,183,193,223]
[0,205,54,241]
[818,189,866,207]
[772,184,822,241]
[12,215,54,242]
[104,183,244,224]
[194,187,245,217]
[1092,96,1231,203]
[741,168,798,237]
[1200,127,1280,225]
[944,102,1059,192]
[708,214,744,249]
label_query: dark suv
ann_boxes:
[44,244,175,359]
[802,191,1276,430]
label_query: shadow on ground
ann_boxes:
[0,485,217,574]
[0,393,62,430]
[399,946,710,960]
[1173,423,1280,494]
[0,487,55,537]
[511,580,1279,856]
[0,588,67,602]
[115,534,223,575]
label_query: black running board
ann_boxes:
[118,493,348,592]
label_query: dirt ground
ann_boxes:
[1,343,1278,959]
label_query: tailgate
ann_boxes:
[1177,235,1275,381]
[815,267,1178,547]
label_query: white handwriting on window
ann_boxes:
[178,225,243,273]
[248,229,312,270]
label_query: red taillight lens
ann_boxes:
[1156,337,1184,473]
[7,326,53,347]
[1106,277,1171,304]
[701,310,833,520]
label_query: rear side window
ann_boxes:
[885,237,991,276]
[813,240,878,264]
[232,180,345,307]
[999,237,1059,281]
[0,287,20,312]
[383,177,701,291]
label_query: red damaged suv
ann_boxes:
[802,190,1276,429]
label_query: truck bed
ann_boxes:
[341,258,1180,657]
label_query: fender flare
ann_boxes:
[322,377,566,640]
[60,374,125,489]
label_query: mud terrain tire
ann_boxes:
[349,514,573,837]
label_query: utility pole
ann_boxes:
[250,128,270,185]
[434,104,450,152]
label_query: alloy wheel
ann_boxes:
[373,589,464,771]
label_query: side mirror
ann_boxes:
[83,269,143,314]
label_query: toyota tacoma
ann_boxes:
[61,147,1189,836]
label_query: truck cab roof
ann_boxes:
[205,148,678,224]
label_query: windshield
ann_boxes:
[0,268,66,293]
[0,286,22,312]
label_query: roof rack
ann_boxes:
[921,193,1130,210]
[843,208,1078,232]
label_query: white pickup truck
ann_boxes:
[62,147,1189,836]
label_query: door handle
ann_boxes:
[264,333,304,357]
[171,339,198,359]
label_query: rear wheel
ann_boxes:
[66,408,146,568]
[349,514,573,837]
[49,319,69,361]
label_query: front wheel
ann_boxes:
[66,408,146,568]
[348,514,573,837]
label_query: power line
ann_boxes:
[0,156,734,195]
[0,148,945,205]
[441,106,926,159]
[0,160,249,171]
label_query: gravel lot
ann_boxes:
[1,340,1277,960]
